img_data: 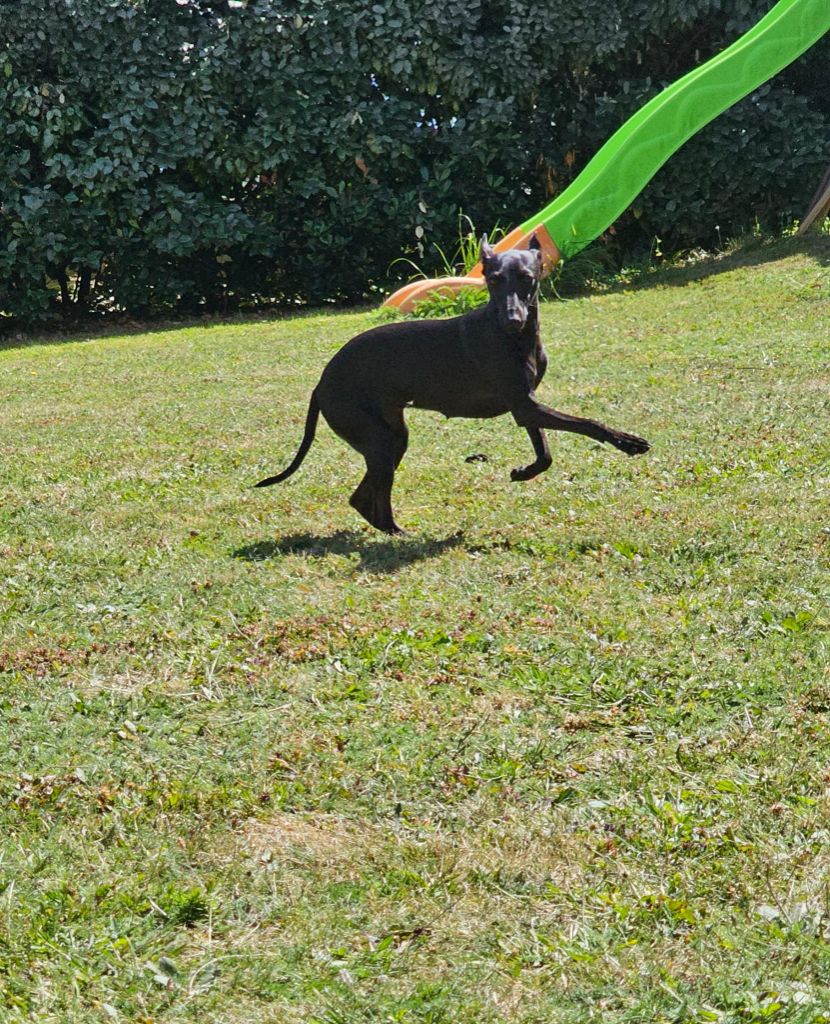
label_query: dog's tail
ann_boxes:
[254,389,320,487]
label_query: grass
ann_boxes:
[1,234,829,1023]
[389,212,504,318]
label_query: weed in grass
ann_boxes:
[388,212,505,319]
[392,211,506,281]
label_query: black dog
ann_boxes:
[256,236,650,533]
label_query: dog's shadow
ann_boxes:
[233,529,464,574]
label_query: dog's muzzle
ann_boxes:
[503,302,527,333]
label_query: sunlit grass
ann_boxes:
[0,234,828,1022]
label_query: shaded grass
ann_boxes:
[0,235,829,1022]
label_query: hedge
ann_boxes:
[1,0,827,324]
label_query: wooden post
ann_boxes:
[797,164,830,235]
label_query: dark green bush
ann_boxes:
[1,0,827,324]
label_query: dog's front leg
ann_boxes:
[512,395,650,457]
[510,427,553,481]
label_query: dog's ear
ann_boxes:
[479,235,496,266]
[528,233,543,266]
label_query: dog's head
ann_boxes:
[480,234,542,335]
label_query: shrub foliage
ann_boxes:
[1,0,827,323]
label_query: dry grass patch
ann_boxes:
[242,810,377,872]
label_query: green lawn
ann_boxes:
[1,235,829,1023]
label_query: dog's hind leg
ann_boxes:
[385,407,409,469]
[321,398,408,533]
[353,411,409,533]
[350,450,402,534]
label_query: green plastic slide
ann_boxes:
[385,0,828,309]
[522,0,830,257]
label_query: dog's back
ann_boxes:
[318,306,515,419]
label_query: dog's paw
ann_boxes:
[610,432,650,457]
[465,453,489,464]
[510,465,532,482]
